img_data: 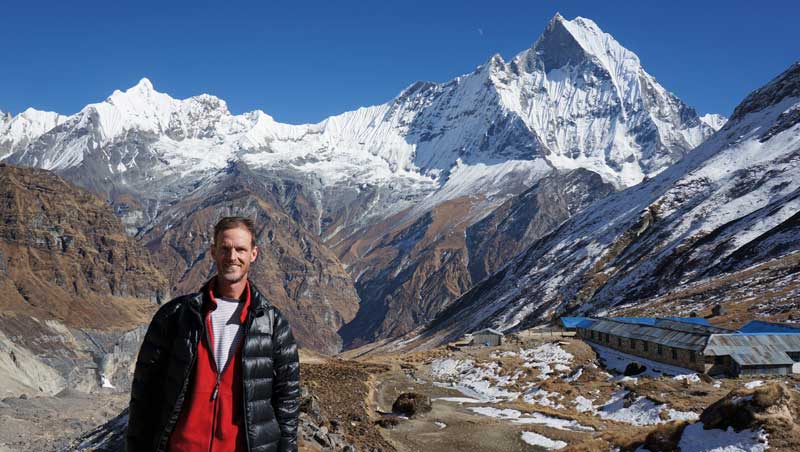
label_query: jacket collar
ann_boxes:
[190,277,269,318]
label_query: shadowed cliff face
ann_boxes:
[0,164,168,329]
[334,169,614,349]
[335,198,479,348]
[466,169,616,283]
[141,163,359,355]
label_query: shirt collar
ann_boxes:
[206,277,251,323]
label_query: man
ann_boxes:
[126,216,300,452]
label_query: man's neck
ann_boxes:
[214,276,248,300]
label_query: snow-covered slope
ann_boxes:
[411,62,800,347]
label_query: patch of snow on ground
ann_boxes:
[433,397,482,404]
[520,432,567,450]
[490,350,518,358]
[678,423,768,452]
[468,407,593,432]
[434,421,447,429]
[523,387,565,409]
[467,407,522,420]
[564,367,583,382]
[100,375,115,389]
[430,358,520,402]
[520,342,574,379]
[590,343,696,377]
[513,412,594,431]
[597,390,699,426]
[574,396,595,413]
[745,380,764,389]
[673,374,701,383]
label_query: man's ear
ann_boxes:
[250,246,258,263]
[210,242,217,260]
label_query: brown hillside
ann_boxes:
[0,164,167,330]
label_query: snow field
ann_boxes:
[520,431,567,450]
[466,407,593,432]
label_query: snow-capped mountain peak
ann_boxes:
[3,15,723,224]
[0,107,67,160]
[92,78,182,140]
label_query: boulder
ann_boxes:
[391,392,432,417]
[623,362,647,376]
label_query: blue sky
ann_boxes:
[2,1,798,124]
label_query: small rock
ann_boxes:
[376,417,400,429]
[313,430,331,447]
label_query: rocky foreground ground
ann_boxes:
[3,337,800,451]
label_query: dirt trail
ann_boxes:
[371,367,541,452]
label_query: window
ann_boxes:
[690,351,697,362]
[671,348,678,360]
[643,342,649,352]
[617,337,622,347]
[657,344,663,355]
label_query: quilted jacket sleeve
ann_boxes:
[271,309,300,452]
[126,304,174,452]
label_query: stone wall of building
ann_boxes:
[578,327,706,373]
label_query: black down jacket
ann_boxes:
[126,280,300,452]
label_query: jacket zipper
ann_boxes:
[206,307,220,452]
[207,303,246,451]
[241,310,255,452]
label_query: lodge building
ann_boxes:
[563,317,800,377]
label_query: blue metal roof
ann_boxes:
[664,317,712,326]
[609,317,712,327]
[610,317,657,325]
[560,317,590,328]
[739,320,800,334]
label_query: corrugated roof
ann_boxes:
[653,319,733,335]
[586,318,711,351]
[610,317,713,327]
[473,328,504,336]
[705,334,800,366]
[739,320,800,334]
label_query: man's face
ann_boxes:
[211,227,258,284]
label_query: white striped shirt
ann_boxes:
[209,297,245,372]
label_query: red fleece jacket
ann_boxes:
[168,281,251,452]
